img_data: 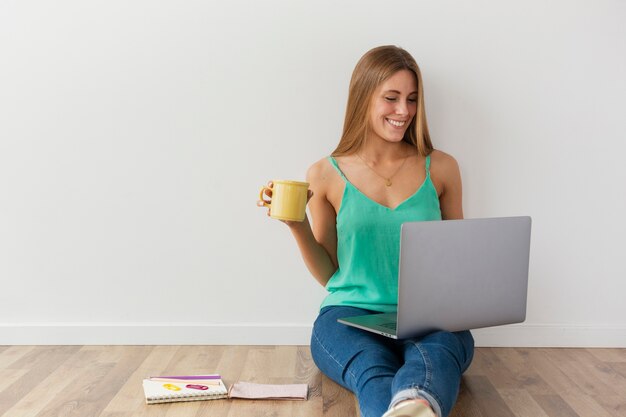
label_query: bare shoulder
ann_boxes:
[429,149,462,196]
[430,149,460,176]
[307,157,331,179]
[307,157,333,183]
[430,149,459,170]
[306,157,336,193]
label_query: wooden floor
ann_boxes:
[0,346,625,417]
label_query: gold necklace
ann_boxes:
[357,153,409,186]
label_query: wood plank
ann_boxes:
[532,394,581,417]
[2,346,101,417]
[494,348,555,395]
[321,374,358,417]
[216,345,251,386]
[525,349,582,396]
[467,348,522,390]
[463,375,516,417]
[450,381,484,417]
[607,361,626,379]
[498,389,549,417]
[0,346,37,370]
[98,346,179,417]
[238,346,295,383]
[295,346,321,393]
[294,346,323,417]
[488,348,555,395]
[463,348,486,377]
[591,395,626,417]
[586,348,626,363]
[569,350,626,394]
[194,399,230,417]
[0,346,81,416]
[560,393,615,417]
[542,348,622,397]
[161,346,227,376]
[33,346,152,417]
[0,368,29,392]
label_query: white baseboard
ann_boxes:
[1,323,625,347]
[471,323,626,347]
[0,323,314,346]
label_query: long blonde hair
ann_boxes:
[332,45,433,157]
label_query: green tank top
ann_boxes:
[320,155,442,313]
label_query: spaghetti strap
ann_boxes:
[327,156,348,182]
[425,154,431,175]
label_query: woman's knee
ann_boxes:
[311,327,400,393]
[420,330,472,349]
[411,330,474,371]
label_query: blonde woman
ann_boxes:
[259,45,474,417]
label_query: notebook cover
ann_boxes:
[142,378,228,404]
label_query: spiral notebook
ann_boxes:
[142,375,228,404]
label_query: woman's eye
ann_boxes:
[385,97,417,103]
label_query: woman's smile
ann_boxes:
[386,118,408,128]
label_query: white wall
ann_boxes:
[1,0,625,347]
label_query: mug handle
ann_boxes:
[259,185,273,208]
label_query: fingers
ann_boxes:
[257,181,273,216]
[260,183,273,201]
[258,184,272,206]
[257,198,271,217]
[256,199,271,216]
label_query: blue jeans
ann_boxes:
[310,306,474,417]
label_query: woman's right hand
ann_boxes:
[257,180,314,227]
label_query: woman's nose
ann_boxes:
[395,101,409,116]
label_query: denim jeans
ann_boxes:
[310,306,474,417]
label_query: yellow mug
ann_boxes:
[259,180,309,222]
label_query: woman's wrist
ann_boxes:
[285,214,311,232]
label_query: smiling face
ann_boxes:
[367,69,418,144]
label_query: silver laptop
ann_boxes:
[338,216,531,339]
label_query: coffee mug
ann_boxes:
[259,180,309,222]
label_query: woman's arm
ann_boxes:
[432,150,464,221]
[257,159,338,286]
[286,160,339,286]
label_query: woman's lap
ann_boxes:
[311,305,474,417]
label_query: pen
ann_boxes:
[149,378,221,385]
[150,375,221,380]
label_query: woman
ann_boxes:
[258,45,474,417]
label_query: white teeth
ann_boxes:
[386,118,406,127]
